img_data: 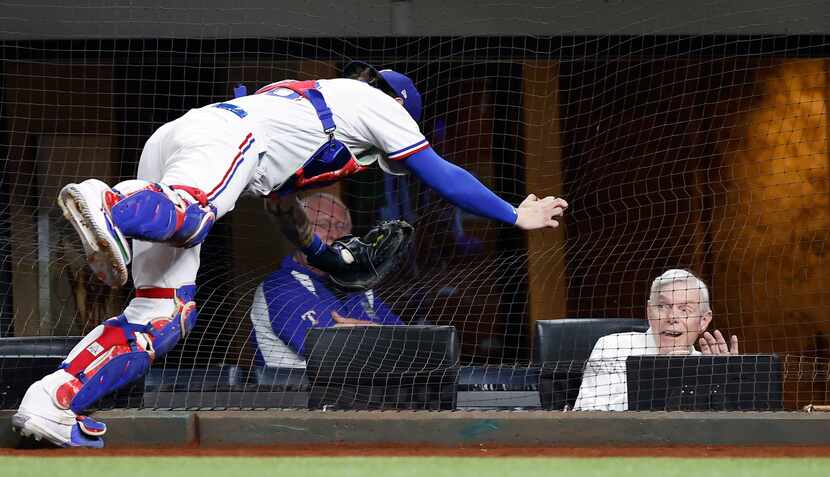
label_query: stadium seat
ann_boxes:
[143,365,246,393]
[534,318,649,410]
[457,366,540,391]
[457,365,541,409]
[142,365,249,409]
[305,325,459,410]
[0,336,81,356]
[253,366,309,390]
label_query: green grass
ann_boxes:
[2,457,830,477]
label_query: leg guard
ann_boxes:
[109,180,217,248]
[55,285,198,414]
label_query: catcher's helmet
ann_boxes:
[343,61,422,123]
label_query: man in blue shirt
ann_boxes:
[249,192,402,367]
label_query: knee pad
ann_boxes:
[109,181,217,248]
[55,286,198,414]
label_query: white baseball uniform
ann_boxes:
[123,78,429,323]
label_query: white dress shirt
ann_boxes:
[573,328,701,411]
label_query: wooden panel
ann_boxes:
[522,61,567,337]
[41,135,126,335]
[560,59,731,318]
[5,63,117,336]
[710,59,830,407]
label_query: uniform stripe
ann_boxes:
[387,139,429,160]
[135,287,176,299]
[238,133,253,149]
[241,138,255,155]
[206,134,255,200]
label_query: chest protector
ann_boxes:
[256,80,366,195]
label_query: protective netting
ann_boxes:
[1,2,830,412]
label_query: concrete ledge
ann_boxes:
[4,410,830,448]
[193,410,830,447]
[94,410,197,447]
[0,411,21,448]
[0,410,196,448]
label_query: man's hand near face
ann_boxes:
[698,329,739,355]
[331,310,378,327]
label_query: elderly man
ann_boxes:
[249,192,402,368]
[573,269,739,411]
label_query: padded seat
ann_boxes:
[0,336,81,356]
[457,366,539,391]
[534,318,648,410]
[305,325,459,410]
[143,365,246,392]
[253,366,309,391]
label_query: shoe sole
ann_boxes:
[11,413,69,447]
[57,184,129,288]
[13,413,104,448]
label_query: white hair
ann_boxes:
[649,269,711,314]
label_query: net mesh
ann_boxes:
[1,2,829,412]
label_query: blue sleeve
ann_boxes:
[338,293,403,325]
[403,147,518,225]
[373,299,403,325]
[261,276,336,356]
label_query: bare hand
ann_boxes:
[698,330,739,355]
[331,310,377,327]
[514,194,568,230]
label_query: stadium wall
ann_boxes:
[0,0,828,40]
[4,410,830,448]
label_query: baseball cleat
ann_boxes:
[75,415,107,437]
[12,413,105,448]
[13,378,106,449]
[58,179,130,288]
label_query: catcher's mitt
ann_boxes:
[307,220,414,291]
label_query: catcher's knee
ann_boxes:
[55,286,198,413]
[110,180,217,248]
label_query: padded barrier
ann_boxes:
[143,365,247,393]
[457,366,539,392]
[305,325,459,410]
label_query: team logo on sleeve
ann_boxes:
[301,310,318,326]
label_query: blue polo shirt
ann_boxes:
[250,256,402,364]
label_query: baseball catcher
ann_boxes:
[12,61,568,447]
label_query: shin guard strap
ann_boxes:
[58,287,198,414]
[57,316,153,413]
[110,183,216,248]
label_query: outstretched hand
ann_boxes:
[699,330,739,355]
[514,194,569,230]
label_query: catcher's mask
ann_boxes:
[343,61,422,123]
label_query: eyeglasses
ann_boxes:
[314,220,351,234]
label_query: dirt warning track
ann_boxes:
[2,444,830,458]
